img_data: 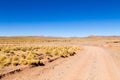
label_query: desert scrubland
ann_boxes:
[0,36,120,80]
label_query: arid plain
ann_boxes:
[0,36,120,80]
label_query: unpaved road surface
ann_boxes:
[2,46,120,80]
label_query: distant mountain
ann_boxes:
[88,35,120,38]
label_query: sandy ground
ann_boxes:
[2,46,120,80]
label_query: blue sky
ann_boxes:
[0,0,120,37]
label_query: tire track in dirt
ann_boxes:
[2,46,120,80]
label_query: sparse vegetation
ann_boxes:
[0,44,80,67]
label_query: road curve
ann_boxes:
[2,46,120,80]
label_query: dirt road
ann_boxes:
[2,46,120,80]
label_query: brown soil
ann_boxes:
[1,46,120,80]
